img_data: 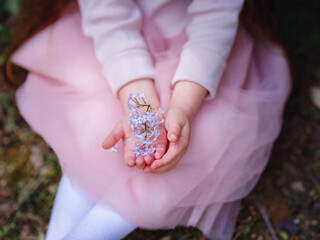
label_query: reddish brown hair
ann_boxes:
[1,0,293,88]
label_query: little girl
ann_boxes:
[3,0,291,239]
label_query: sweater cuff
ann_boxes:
[103,50,155,95]
[172,47,226,100]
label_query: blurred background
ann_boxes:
[0,0,319,239]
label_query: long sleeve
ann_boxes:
[77,0,155,95]
[172,0,244,99]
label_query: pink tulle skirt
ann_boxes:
[12,4,291,239]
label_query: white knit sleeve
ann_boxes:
[77,0,155,95]
[172,0,244,99]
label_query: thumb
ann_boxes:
[166,120,183,142]
[102,122,124,149]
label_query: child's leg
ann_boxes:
[46,174,136,240]
[46,174,95,240]
[61,203,136,240]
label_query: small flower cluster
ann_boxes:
[127,93,164,157]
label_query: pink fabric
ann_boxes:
[12,4,291,239]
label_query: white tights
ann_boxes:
[45,175,136,240]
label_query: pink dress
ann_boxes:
[12,2,291,239]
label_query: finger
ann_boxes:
[137,162,145,169]
[125,151,136,167]
[150,143,181,169]
[155,143,166,159]
[150,158,180,174]
[144,155,154,165]
[136,157,146,169]
[102,122,124,149]
[166,121,183,142]
[144,155,180,174]
[143,165,153,173]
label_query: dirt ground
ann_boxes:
[0,0,319,239]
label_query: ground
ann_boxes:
[0,0,319,239]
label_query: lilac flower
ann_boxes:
[127,93,164,157]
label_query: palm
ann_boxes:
[126,120,168,169]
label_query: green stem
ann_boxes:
[135,100,153,139]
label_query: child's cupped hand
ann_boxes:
[102,116,168,170]
[143,106,191,174]
[102,107,191,174]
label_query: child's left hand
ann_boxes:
[143,107,191,174]
[144,81,207,174]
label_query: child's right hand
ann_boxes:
[102,116,137,168]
